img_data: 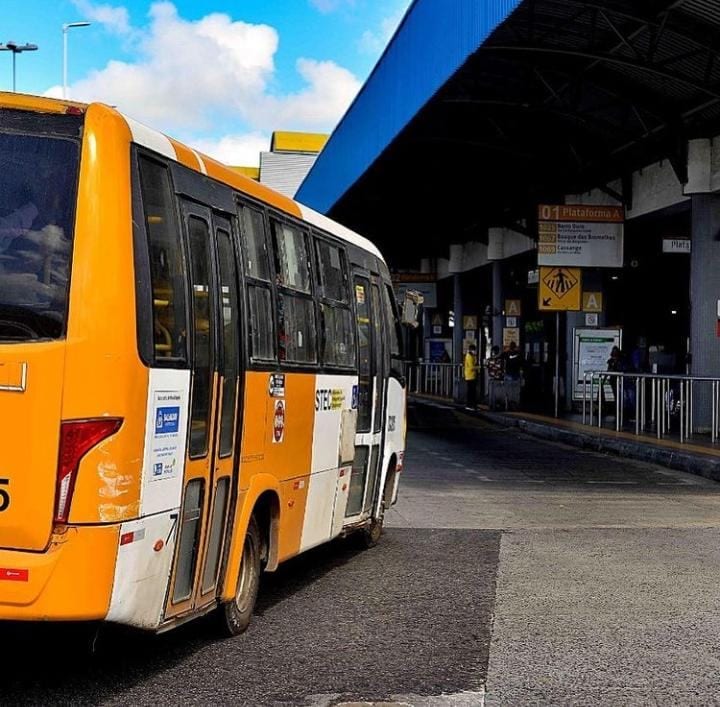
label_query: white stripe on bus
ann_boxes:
[123,115,176,160]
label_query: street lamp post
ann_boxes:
[0,41,38,92]
[62,22,91,99]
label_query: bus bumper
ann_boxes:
[0,525,119,621]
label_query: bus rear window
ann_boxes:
[0,131,79,341]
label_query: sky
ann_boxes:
[0,0,412,165]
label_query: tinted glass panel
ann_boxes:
[201,477,230,594]
[384,284,403,360]
[372,283,384,433]
[216,228,239,457]
[0,132,80,341]
[278,293,316,364]
[173,479,204,603]
[273,221,310,293]
[363,446,380,514]
[316,240,346,302]
[139,158,187,362]
[240,206,270,281]
[188,215,214,457]
[248,285,275,360]
[345,446,368,517]
[354,277,372,431]
[321,304,355,368]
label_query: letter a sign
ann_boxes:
[505,300,521,317]
[582,292,603,313]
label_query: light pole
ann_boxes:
[0,41,38,93]
[62,22,90,99]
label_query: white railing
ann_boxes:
[404,362,463,399]
[582,371,720,444]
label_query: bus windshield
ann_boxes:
[0,131,80,341]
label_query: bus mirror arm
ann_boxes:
[390,366,406,388]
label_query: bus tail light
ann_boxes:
[55,418,123,524]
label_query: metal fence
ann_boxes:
[581,371,720,443]
[405,362,463,399]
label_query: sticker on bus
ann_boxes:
[155,406,180,435]
[268,373,286,398]
[273,400,285,444]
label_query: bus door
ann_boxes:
[364,278,388,514]
[346,272,384,518]
[165,202,242,620]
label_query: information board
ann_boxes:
[538,204,624,268]
[572,327,622,401]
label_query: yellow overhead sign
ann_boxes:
[539,267,582,311]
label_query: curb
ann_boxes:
[409,396,720,482]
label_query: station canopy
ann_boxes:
[296,0,720,264]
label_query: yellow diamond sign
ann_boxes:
[538,267,582,311]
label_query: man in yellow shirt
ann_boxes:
[464,344,478,410]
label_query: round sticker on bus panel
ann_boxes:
[273,400,285,444]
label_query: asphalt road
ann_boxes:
[4,402,720,705]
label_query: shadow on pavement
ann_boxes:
[0,535,368,706]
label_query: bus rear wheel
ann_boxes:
[219,515,262,637]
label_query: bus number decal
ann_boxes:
[0,479,10,512]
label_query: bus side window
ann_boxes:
[238,205,275,362]
[138,157,188,364]
[271,219,317,365]
[187,215,215,457]
[316,239,355,368]
[383,283,404,375]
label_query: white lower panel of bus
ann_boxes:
[299,466,351,552]
[106,510,178,630]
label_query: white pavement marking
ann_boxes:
[315,688,485,706]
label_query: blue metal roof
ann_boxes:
[295,0,523,214]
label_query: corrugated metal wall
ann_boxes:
[260,152,320,198]
[295,0,523,213]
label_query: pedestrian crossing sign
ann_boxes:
[538,266,582,311]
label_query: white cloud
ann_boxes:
[71,0,133,35]
[54,2,361,139]
[259,59,361,129]
[191,132,269,167]
[359,6,406,55]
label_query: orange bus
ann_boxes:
[0,93,406,634]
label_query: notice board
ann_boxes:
[572,327,622,401]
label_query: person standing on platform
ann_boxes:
[486,345,505,410]
[503,341,524,411]
[464,344,479,410]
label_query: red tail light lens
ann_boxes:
[55,418,123,524]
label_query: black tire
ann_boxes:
[218,515,262,637]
